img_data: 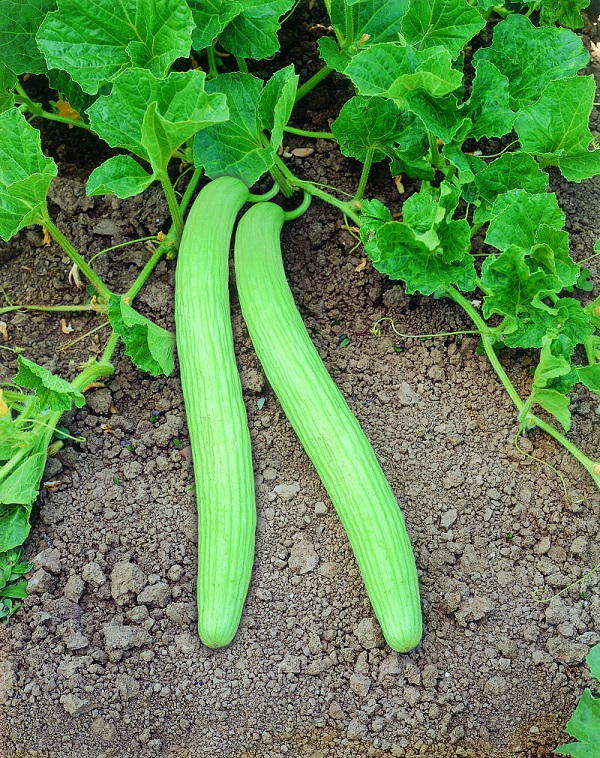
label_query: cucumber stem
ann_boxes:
[42,217,111,302]
[15,83,91,130]
[125,167,203,302]
[158,174,184,241]
[295,66,332,102]
[354,148,374,203]
[284,126,335,140]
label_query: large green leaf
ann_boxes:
[187,0,243,52]
[0,109,57,240]
[37,0,194,94]
[485,190,566,254]
[502,297,593,350]
[0,506,33,553]
[400,0,485,60]
[108,296,174,377]
[331,96,403,163]
[0,0,56,76]
[466,59,515,140]
[320,0,408,72]
[533,0,591,28]
[86,68,228,183]
[86,155,154,199]
[0,453,47,508]
[556,643,600,756]
[194,67,298,185]
[346,43,462,103]
[515,76,600,183]
[257,64,298,150]
[14,356,85,412]
[481,246,563,332]
[218,0,294,60]
[473,153,548,205]
[0,65,17,113]
[473,14,588,110]
[370,219,475,296]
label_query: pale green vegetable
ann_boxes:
[175,176,254,648]
[234,201,422,652]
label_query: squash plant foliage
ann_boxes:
[0,0,598,649]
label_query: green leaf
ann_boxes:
[218,0,295,60]
[0,64,17,113]
[86,155,154,198]
[485,190,566,254]
[0,0,56,76]
[257,64,298,148]
[321,0,407,72]
[368,216,476,296]
[318,36,353,74]
[45,68,96,122]
[400,0,485,60]
[534,0,591,29]
[466,59,515,140]
[531,387,571,431]
[587,643,600,681]
[37,0,194,94]
[555,690,600,756]
[503,297,594,350]
[388,111,434,180]
[404,91,469,145]
[516,76,600,183]
[345,43,463,103]
[108,296,174,377]
[473,14,588,110]
[1,579,28,600]
[194,68,297,185]
[187,0,243,52]
[14,356,85,412]
[0,506,32,554]
[331,96,403,163]
[578,363,600,393]
[87,68,228,177]
[481,246,563,334]
[473,153,548,205]
[326,0,407,46]
[0,453,47,508]
[556,643,600,756]
[0,109,57,240]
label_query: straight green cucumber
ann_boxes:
[175,176,254,648]
[234,201,422,652]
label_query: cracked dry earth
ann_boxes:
[2,14,600,758]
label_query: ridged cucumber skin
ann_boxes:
[235,202,422,652]
[175,177,254,648]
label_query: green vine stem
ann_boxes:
[15,83,91,131]
[248,183,280,203]
[125,166,203,302]
[157,173,184,241]
[283,191,312,221]
[447,286,600,490]
[283,126,335,140]
[0,303,97,316]
[206,44,219,79]
[272,156,361,225]
[354,148,375,203]
[42,217,111,302]
[295,65,333,102]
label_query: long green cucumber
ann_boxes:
[175,176,254,648]
[234,201,422,652]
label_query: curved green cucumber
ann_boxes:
[175,176,254,648]
[234,202,422,653]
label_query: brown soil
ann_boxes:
[1,8,600,758]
